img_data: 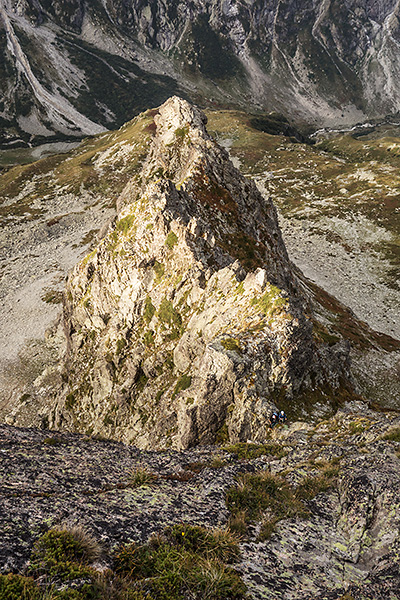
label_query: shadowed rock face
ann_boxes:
[3,0,400,143]
[1,405,400,599]
[37,96,352,450]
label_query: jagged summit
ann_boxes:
[33,97,353,450]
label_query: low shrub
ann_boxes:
[0,574,43,600]
[2,522,246,600]
[29,525,102,584]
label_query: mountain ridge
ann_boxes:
[3,0,400,143]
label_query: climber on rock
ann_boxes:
[278,410,287,424]
[269,412,279,428]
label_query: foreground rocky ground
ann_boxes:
[2,402,400,599]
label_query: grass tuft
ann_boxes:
[222,442,287,460]
[226,471,308,540]
[127,466,158,488]
[383,427,400,442]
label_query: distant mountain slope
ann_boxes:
[3,0,400,144]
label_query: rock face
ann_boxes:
[52,96,351,450]
[3,0,400,143]
[2,405,400,599]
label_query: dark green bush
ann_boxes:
[0,574,42,600]
[114,524,245,600]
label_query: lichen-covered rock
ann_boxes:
[48,97,352,449]
[2,406,400,599]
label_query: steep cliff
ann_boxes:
[3,0,400,143]
[49,97,351,450]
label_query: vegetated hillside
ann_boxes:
[7,96,354,448]
[2,403,400,599]
[3,0,400,144]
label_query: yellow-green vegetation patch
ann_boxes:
[172,374,192,399]
[222,442,287,460]
[144,329,155,346]
[226,471,309,540]
[348,419,370,434]
[43,437,64,446]
[82,249,97,267]
[41,289,63,304]
[116,338,127,355]
[312,320,341,346]
[174,126,189,139]
[383,427,400,442]
[115,214,136,235]
[250,285,288,317]
[153,260,165,283]
[165,231,178,249]
[143,296,156,323]
[65,392,77,410]
[221,337,242,354]
[158,298,183,339]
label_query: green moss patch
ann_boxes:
[165,231,178,249]
[144,296,156,324]
[115,214,136,235]
[221,338,242,354]
[250,286,288,317]
[153,261,165,283]
[41,289,63,304]
[158,298,182,337]
[172,374,192,399]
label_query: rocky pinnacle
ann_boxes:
[30,97,354,449]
